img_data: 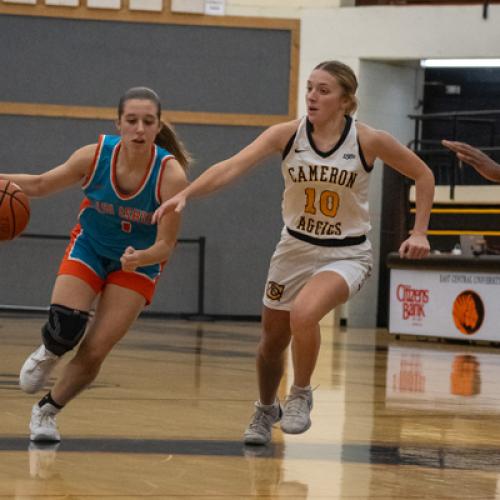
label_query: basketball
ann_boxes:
[0,180,30,241]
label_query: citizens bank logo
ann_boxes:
[396,284,429,321]
[452,290,484,335]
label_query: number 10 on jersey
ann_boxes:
[304,188,339,217]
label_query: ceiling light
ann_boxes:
[421,58,500,68]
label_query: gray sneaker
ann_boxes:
[19,345,60,394]
[243,401,282,445]
[280,386,313,434]
[29,403,61,442]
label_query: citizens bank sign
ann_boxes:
[395,284,429,322]
[389,268,497,341]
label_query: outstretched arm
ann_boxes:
[153,120,298,222]
[442,140,500,183]
[359,124,435,259]
[0,144,97,197]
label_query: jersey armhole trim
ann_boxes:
[282,132,297,160]
[156,155,175,204]
[82,134,104,188]
[357,138,374,172]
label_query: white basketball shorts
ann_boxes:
[262,226,373,311]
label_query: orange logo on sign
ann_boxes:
[452,290,484,335]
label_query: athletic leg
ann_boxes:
[281,271,349,434]
[50,283,145,405]
[27,274,98,441]
[258,307,291,404]
[290,271,349,387]
[20,275,96,395]
[244,306,291,445]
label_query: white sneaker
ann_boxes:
[280,386,313,434]
[29,403,61,442]
[28,442,60,479]
[243,401,282,445]
[19,345,60,394]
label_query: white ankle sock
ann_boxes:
[291,384,312,392]
[258,399,279,410]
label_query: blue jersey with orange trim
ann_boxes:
[78,135,173,261]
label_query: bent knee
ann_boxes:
[42,304,90,356]
[289,306,321,333]
[259,328,291,358]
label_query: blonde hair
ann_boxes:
[314,61,358,115]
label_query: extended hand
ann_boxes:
[442,140,495,171]
[398,233,430,259]
[120,246,141,272]
[152,193,187,224]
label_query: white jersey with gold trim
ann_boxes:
[281,115,372,240]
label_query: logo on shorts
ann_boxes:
[266,281,285,301]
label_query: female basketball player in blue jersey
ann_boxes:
[154,61,435,446]
[0,87,189,442]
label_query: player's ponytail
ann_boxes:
[155,121,191,170]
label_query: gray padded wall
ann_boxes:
[0,15,291,114]
[0,14,292,316]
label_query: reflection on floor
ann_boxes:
[2,313,500,499]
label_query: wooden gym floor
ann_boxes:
[1,312,500,499]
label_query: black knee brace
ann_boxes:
[42,304,90,356]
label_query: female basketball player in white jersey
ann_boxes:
[0,87,189,442]
[154,60,435,445]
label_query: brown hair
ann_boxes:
[118,87,191,169]
[314,61,358,115]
